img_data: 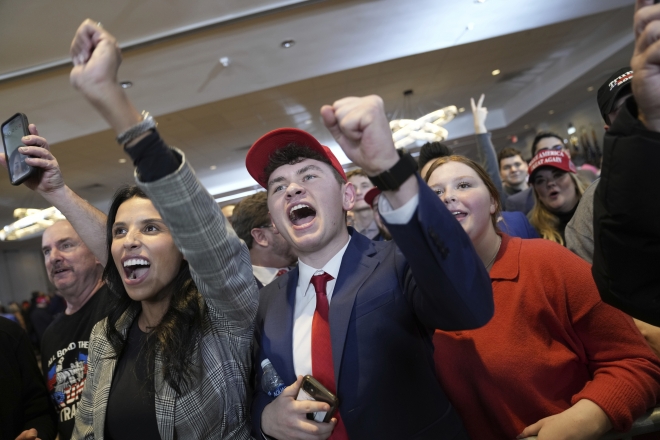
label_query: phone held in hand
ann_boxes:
[1,113,34,185]
[295,375,339,423]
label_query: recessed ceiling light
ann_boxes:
[587,86,594,92]
[119,81,132,89]
[458,107,465,113]
[219,57,230,67]
[118,158,127,163]
[548,110,555,115]
[210,165,217,170]
[281,40,295,48]
[492,69,501,76]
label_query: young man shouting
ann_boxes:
[248,95,493,439]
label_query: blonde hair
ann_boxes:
[529,172,586,245]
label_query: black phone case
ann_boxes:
[298,375,339,423]
[1,113,33,185]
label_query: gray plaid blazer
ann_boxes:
[71,152,259,440]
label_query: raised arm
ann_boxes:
[471,94,505,196]
[68,20,257,325]
[0,126,107,265]
[321,95,494,329]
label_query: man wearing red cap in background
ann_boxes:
[364,187,391,241]
[248,95,494,439]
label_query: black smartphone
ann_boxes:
[1,113,34,185]
[295,375,339,423]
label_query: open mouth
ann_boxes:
[548,190,560,198]
[123,257,151,281]
[451,211,468,221]
[288,203,317,226]
[52,267,71,277]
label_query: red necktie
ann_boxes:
[311,273,349,440]
[275,268,289,277]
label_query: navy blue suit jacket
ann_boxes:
[252,175,494,439]
[498,211,539,239]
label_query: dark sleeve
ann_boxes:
[17,328,58,440]
[475,133,503,190]
[124,130,182,182]
[475,133,506,205]
[382,174,494,330]
[592,96,660,326]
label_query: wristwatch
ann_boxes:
[116,111,158,146]
[367,149,418,191]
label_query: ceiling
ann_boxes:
[0,0,635,247]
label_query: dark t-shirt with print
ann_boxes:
[40,285,112,440]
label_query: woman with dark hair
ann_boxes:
[73,175,257,439]
[423,155,660,440]
[65,20,258,440]
[102,186,202,420]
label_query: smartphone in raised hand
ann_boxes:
[1,113,34,185]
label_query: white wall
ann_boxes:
[0,245,51,305]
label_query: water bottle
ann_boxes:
[261,358,286,397]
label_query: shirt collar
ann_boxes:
[297,236,351,294]
[252,265,281,286]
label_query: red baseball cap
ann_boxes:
[364,187,381,207]
[246,128,347,188]
[528,149,577,179]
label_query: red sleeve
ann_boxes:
[563,249,660,431]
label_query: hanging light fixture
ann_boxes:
[0,206,65,241]
[389,90,458,149]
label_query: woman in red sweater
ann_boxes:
[424,155,660,440]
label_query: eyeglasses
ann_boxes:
[537,145,564,152]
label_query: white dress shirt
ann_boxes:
[293,238,350,376]
[252,265,281,287]
[292,192,419,376]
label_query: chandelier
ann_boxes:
[390,105,458,149]
[389,89,457,149]
[0,207,65,241]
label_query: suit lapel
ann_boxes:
[154,351,177,440]
[330,234,379,387]
[264,269,298,383]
